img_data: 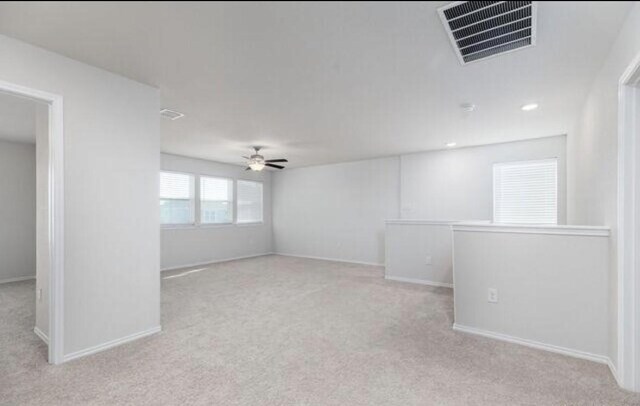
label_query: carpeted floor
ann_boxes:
[1,255,639,405]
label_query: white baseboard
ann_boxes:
[384,275,453,288]
[0,275,35,284]
[275,253,383,267]
[63,326,161,363]
[161,253,274,272]
[33,326,49,345]
[607,358,621,387]
[452,323,609,365]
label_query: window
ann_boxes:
[237,180,263,223]
[160,172,195,225]
[493,158,558,224]
[159,172,264,227]
[200,176,233,224]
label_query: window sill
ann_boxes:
[236,222,264,227]
[198,223,235,229]
[161,222,264,230]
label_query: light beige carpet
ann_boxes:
[1,255,639,405]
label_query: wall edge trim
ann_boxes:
[384,275,453,288]
[453,323,609,364]
[63,326,161,363]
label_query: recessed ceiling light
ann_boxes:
[521,103,538,111]
[446,142,457,147]
[460,103,476,112]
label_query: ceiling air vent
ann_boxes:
[438,1,537,65]
[160,108,185,120]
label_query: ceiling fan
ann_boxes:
[243,147,288,171]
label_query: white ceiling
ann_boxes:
[0,2,632,167]
[0,91,37,144]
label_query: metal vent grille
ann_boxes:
[160,108,185,120]
[438,1,537,65]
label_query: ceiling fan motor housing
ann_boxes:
[244,147,287,170]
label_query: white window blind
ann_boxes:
[160,172,195,225]
[200,176,233,224]
[237,180,263,223]
[493,158,558,224]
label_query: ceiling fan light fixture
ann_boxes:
[243,146,287,171]
[249,160,265,171]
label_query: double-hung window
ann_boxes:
[200,176,234,224]
[493,158,558,224]
[160,172,195,225]
[237,180,263,224]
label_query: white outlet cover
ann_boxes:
[488,288,498,303]
[425,256,432,265]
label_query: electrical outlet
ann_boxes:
[37,288,42,302]
[425,256,432,265]
[488,288,498,303]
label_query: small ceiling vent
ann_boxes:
[160,108,185,120]
[438,1,537,65]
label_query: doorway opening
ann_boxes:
[617,51,640,392]
[0,80,64,364]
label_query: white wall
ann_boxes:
[401,135,567,223]
[453,225,610,361]
[0,139,36,283]
[160,153,273,270]
[272,137,566,265]
[385,221,455,287]
[0,34,161,357]
[567,4,640,372]
[273,157,400,265]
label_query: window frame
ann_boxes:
[492,158,559,225]
[236,179,264,225]
[159,170,196,228]
[199,175,235,226]
[159,172,265,229]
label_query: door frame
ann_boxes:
[617,51,640,392]
[0,80,65,364]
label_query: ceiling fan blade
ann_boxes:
[242,156,250,159]
[265,163,285,169]
[265,159,288,163]
[245,167,252,171]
